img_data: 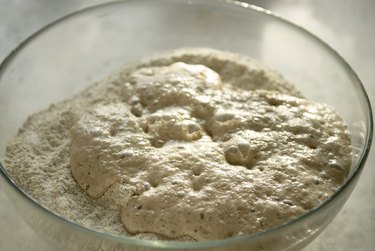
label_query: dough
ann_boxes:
[5,48,351,241]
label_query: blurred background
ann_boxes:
[0,0,374,250]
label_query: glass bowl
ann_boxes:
[0,0,372,250]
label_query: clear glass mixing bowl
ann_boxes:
[0,0,372,250]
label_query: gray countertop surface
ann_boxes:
[0,0,374,250]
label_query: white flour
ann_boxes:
[4,48,351,241]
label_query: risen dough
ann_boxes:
[5,48,351,241]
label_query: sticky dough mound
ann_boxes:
[71,61,351,240]
[5,48,352,241]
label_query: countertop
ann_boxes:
[0,0,374,250]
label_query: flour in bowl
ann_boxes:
[4,48,351,241]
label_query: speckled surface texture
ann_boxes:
[0,0,374,250]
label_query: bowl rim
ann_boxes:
[0,0,373,249]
